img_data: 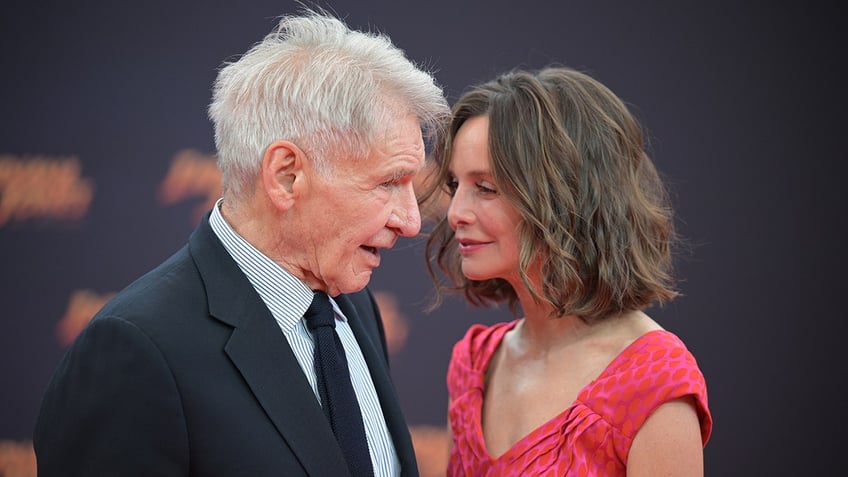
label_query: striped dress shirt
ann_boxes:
[209,200,400,476]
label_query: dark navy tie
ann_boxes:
[304,292,374,477]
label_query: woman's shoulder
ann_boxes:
[447,320,519,386]
[455,319,518,358]
[582,328,711,442]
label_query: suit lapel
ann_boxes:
[189,215,350,476]
[336,293,419,477]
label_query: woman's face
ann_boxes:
[447,115,524,284]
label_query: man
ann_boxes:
[33,10,448,477]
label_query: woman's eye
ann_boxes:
[446,178,458,195]
[477,182,496,194]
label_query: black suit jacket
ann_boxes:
[34,212,419,476]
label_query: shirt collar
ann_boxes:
[209,198,336,333]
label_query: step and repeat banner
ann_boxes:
[0,1,829,476]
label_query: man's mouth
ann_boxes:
[361,245,378,256]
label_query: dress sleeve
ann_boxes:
[584,331,712,455]
[446,324,484,401]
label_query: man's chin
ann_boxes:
[329,272,373,297]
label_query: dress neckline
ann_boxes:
[476,321,670,461]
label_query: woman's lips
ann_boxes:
[457,239,489,255]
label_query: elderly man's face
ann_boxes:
[295,113,425,296]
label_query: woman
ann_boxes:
[423,67,712,476]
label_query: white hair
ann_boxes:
[208,10,449,199]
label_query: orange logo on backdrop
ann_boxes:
[409,425,450,477]
[158,149,222,224]
[0,155,93,227]
[372,291,409,355]
[0,440,36,477]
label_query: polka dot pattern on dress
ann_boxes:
[446,320,712,476]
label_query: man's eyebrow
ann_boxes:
[390,168,419,180]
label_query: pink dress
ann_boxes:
[446,320,712,476]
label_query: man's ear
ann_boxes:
[261,140,304,211]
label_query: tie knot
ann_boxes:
[304,292,335,330]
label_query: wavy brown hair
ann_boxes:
[421,66,679,323]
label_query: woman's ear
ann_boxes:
[261,140,303,211]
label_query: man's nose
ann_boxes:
[388,183,422,237]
